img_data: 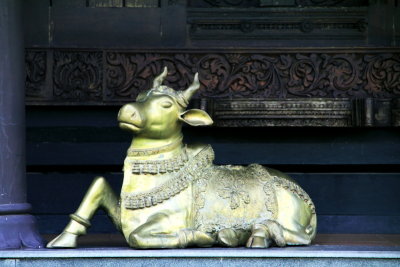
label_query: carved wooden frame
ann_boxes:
[25,48,400,127]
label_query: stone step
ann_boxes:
[1,246,400,267]
[1,234,400,266]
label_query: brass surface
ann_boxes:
[47,67,317,249]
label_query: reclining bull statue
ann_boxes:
[47,67,316,249]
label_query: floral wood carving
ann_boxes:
[25,51,47,98]
[53,51,103,101]
[105,52,400,100]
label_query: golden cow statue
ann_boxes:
[47,67,316,249]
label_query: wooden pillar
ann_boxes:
[0,0,43,248]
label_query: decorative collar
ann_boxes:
[122,145,214,210]
[127,137,183,157]
[126,147,189,174]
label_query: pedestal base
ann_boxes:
[0,214,44,249]
[1,245,400,267]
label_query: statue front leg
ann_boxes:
[47,176,120,248]
[217,228,249,247]
[128,213,215,249]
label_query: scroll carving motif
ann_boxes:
[105,52,400,100]
[364,54,400,97]
[53,51,103,101]
[105,52,206,100]
[25,49,400,107]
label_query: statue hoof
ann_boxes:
[46,232,78,248]
[246,236,271,248]
[181,229,215,248]
[192,230,215,247]
[217,228,239,247]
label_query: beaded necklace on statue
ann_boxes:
[127,137,183,157]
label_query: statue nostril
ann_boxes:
[131,111,136,119]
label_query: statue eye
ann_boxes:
[161,101,173,108]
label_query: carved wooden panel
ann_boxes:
[104,51,400,100]
[196,98,397,127]
[202,98,353,127]
[188,0,367,7]
[53,51,103,101]
[187,7,367,43]
[87,0,159,7]
[25,48,400,126]
[189,0,260,7]
[25,50,47,99]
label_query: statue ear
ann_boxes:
[179,109,213,126]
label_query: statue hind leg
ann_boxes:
[47,176,121,248]
[246,220,286,248]
[246,219,314,248]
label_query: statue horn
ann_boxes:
[182,73,200,102]
[152,67,168,88]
